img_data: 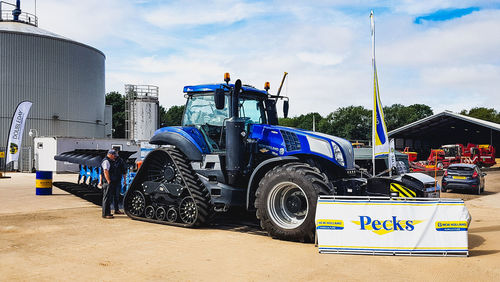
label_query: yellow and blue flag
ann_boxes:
[371,11,389,158]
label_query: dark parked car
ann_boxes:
[441,164,486,194]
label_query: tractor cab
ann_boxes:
[182,84,270,152]
[181,74,288,154]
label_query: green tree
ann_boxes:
[460,107,500,123]
[160,105,185,127]
[105,91,126,138]
[278,103,433,140]
[383,104,433,131]
[279,113,323,131]
[278,117,298,128]
[296,113,323,131]
[318,106,371,140]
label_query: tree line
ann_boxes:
[279,104,434,140]
[106,91,499,140]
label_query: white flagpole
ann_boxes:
[371,10,376,176]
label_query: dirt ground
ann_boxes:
[1,172,500,281]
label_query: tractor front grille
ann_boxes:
[281,130,301,152]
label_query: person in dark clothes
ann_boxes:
[111,147,127,214]
[101,149,126,219]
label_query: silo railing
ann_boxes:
[0,9,38,26]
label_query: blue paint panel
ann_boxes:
[250,124,354,169]
[154,126,210,154]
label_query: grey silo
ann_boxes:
[0,20,106,170]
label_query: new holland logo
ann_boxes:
[435,221,468,231]
[9,143,18,154]
[352,216,424,235]
[316,219,344,230]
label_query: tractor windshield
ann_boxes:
[183,94,229,126]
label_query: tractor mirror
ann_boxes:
[214,89,225,110]
[283,100,289,118]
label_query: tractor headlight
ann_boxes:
[331,142,345,167]
[306,136,333,159]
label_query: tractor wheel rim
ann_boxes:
[129,191,145,216]
[267,182,308,229]
[179,197,197,224]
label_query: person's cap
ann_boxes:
[108,149,118,156]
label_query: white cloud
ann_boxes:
[145,0,266,28]
[297,52,344,66]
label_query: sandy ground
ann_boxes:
[1,172,500,281]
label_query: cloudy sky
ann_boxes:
[20,0,500,116]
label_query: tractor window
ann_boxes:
[182,94,229,126]
[239,98,266,124]
[443,146,458,157]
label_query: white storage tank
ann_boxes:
[0,1,106,170]
[125,85,159,141]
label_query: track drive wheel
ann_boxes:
[254,162,333,242]
[126,190,146,217]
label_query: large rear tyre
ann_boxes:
[255,162,333,242]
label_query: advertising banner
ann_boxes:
[316,196,470,256]
[6,101,33,164]
[388,139,396,170]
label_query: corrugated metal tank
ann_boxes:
[131,100,159,141]
[0,21,105,169]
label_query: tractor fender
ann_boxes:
[246,156,299,210]
[150,131,203,161]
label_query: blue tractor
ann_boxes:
[123,74,434,242]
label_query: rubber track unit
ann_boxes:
[124,147,212,227]
[254,162,333,242]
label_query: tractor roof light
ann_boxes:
[264,82,270,91]
[224,73,231,84]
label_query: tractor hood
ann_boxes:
[250,124,355,170]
